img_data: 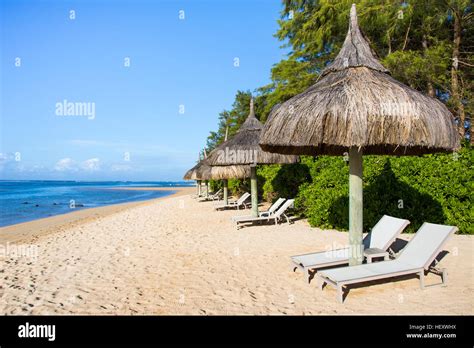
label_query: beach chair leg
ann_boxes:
[317,276,325,291]
[422,267,449,288]
[441,268,448,287]
[337,284,344,304]
[304,267,311,283]
[419,270,425,290]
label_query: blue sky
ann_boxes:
[0,0,288,181]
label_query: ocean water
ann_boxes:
[0,181,193,227]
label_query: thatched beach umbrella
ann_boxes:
[215,127,231,206]
[183,158,250,198]
[259,4,459,265]
[183,159,210,196]
[184,154,201,196]
[209,162,250,203]
[206,98,299,216]
[206,127,254,206]
[209,164,250,180]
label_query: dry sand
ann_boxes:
[0,190,472,315]
[0,187,193,244]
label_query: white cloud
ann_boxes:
[54,157,101,172]
[110,164,132,172]
[54,158,76,172]
[81,158,101,171]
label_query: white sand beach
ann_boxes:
[0,190,472,315]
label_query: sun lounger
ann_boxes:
[317,222,458,303]
[214,192,250,210]
[191,185,207,199]
[191,192,206,199]
[231,198,286,222]
[291,215,410,282]
[198,189,222,202]
[234,199,295,229]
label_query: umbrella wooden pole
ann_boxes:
[197,180,201,196]
[349,147,363,266]
[206,181,209,198]
[223,179,228,205]
[250,166,259,217]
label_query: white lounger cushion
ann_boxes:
[364,215,410,249]
[319,260,418,283]
[319,223,457,283]
[292,215,409,268]
[215,192,250,208]
[264,198,286,215]
[292,249,352,268]
[232,198,286,221]
[236,199,294,223]
[396,223,457,269]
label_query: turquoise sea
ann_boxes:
[0,181,192,227]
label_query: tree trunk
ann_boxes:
[402,19,411,51]
[422,35,436,97]
[451,10,465,139]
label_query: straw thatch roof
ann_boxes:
[206,99,299,165]
[209,164,250,179]
[183,168,194,180]
[183,160,211,180]
[259,4,460,156]
[183,159,250,180]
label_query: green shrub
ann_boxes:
[210,146,472,234]
[257,162,311,202]
[208,178,247,197]
[292,146,473,234]
[258,147,474,234]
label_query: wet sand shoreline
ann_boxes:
[0,186,194,244]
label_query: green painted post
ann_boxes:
[250,166,258,217]
[223,179,228,205]
[349,147,364,266]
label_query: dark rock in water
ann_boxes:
[76,204,85,207]
[35,204,39,207]
[53,203,58,205]
[22,202,29,204]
